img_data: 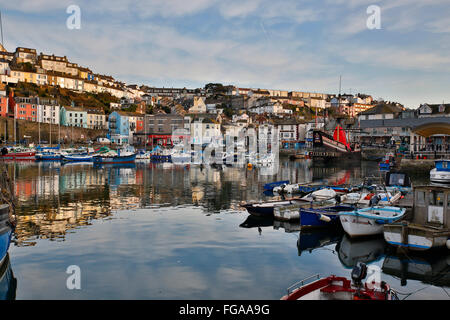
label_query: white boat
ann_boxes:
[301,188,337,202]
[339,206,406,238]
[430,160,450,183]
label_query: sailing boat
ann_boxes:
[310,125,361,162]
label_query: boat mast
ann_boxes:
[0,10,4,49]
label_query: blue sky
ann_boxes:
[1,0,450,107]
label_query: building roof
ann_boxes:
[359,103,404,115]
[421,103,450,114]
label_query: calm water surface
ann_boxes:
[5,158,450,299]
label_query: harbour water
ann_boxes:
[5,158,450,299]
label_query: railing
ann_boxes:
[286,274,321,295]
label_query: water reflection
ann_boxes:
[336,235,386,268]
[7,159,449,299]
[0,255,16,300]
[382,251,450,287]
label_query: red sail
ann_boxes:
[333,125,350,150]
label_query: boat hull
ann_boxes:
[0,152,36,160]
[62,155,93,162]
[93,153,136,164]
[340,207,405,237]
[340,215,384,237]
[298,206,353,228]
[430,168,450,183]
[0,204,13,264]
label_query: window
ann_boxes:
[429,191,444,207]
[416,191,425,206]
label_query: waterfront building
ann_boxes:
[60,106,88,128]
[108,111,130,144]
[14,96,38,121]
[135,113,189,146]
[37,98,60,124]
[86,109,107,130]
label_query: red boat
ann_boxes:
[281,263,398,300]
[0,151,36,160]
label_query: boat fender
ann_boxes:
[375,219,388,225]
[447,239,450,250]
[319,214,331,222]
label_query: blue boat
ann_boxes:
[61,154,93,162]
[35,152,62,161]
[299,205,355,228]
[264,180,290,191]
[92,153,137,164]
[0,204,14,265]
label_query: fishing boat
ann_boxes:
[430,159,450,183]
[281,262,398,300]
[299,205,355,228]
[0,147,36,160]
[383,185,450,251]
[339,206,406,238]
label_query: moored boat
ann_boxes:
[0,147,36,160]
[281,262,398,300]
[92,152,136,164]
[299,205,355,228]
[61,154,93,162]
[339,206,406,238]
[430,159,450,183]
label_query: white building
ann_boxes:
[37,100,60,124]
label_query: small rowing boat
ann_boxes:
[339,206,406,238]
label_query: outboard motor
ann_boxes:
[351,262,368,287]
[369,195,380,207]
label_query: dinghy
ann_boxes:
[281,262,398,300]
[339,206,406,238]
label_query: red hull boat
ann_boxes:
[0,151,36,161]
[281,263,398,300]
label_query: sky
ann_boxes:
[1,0,450,108]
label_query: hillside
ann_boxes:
[8,82,119,114]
